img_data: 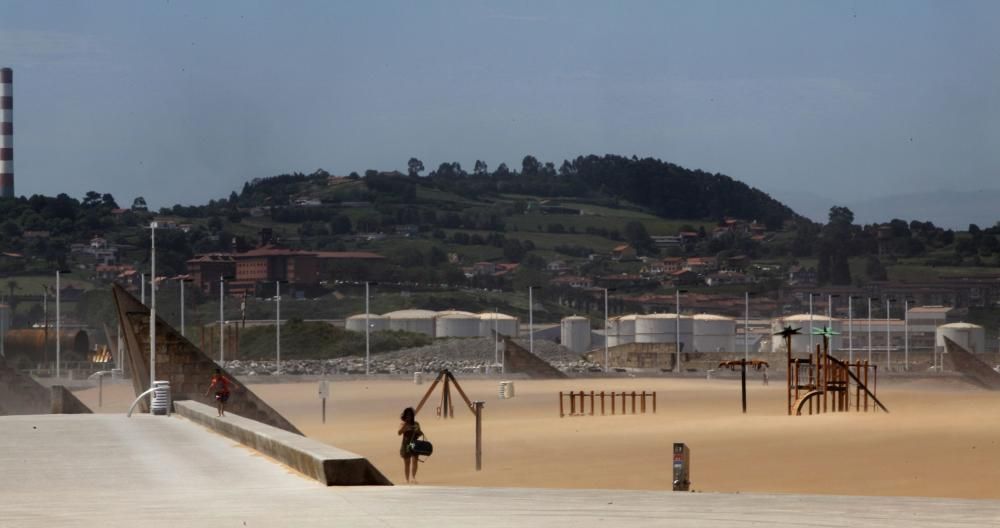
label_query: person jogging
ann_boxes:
[205,368,233,417]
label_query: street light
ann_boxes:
[604,288,617,373]
[141,272,146,305]
[744,291,751,361]
[275,280,288,375]
[808,293,814,355]
[848,295,863,363]
[528,286,542,357]
[218,275,235,363]
[904,298,913,371]
[886,298,895,371]
[149,221,157,387]
[365,281,378,375]
[176,276,193,337]
[867,297,876,364]
[675,289,688,373]
[54,269,71,379]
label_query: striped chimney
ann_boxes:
[1,67,12,198]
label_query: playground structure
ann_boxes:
[413,369,486,470]
[559,390,657,417]
[717,359,769,413]
[779,326,888,416]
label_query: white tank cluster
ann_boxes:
[561,316,592,354]
[936,322,986,353]
[346,309,523,339]
[345,313,389,333]
[435,310,481,338]
[634,314,694,352]
[606,314,638,347]
[479,312,519,338]
[770,314,843,354]
[692,314,736,353]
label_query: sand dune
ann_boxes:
[77,376,1000,499]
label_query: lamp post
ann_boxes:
[867,297,874,364]
[886,298,894,371]
[365,281,377,375]
[218,276,231,364]
[604,288,616,372]
[528,286,541,357]
[848,296,861,363]
[141,273,146,305]
[149,221,157,386]
[55,269,71,379]
[808,293,814,354]
[177,276,193,337]
[744,291,750,361]
[904,299,911,371]
[675,289,687,373]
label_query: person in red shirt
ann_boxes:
[204,368,232,417]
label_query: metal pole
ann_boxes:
[150,222,157,386]
[42,289,47,363]
[219,277,225,363]
[494,308,499,368]
[886,299,891,371]
[276,280,281,375]
[141,273,145,305]
[529,286,534,357]
[867,298,872,364]
[675,289,681,373]
[808,293,814,355]
[848,297,854,363]
[474,400,484,471]
[904,299,909,371]
[365,281,370,376]
[744,291,749,361]
[180,278,186,337]
[604,288,609,373]
[56,271,61,379]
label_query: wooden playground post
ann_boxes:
[652,391,657,413]
[589,391,595,416]
[559,392,564,417]
[873,365,879,411]
[621,391,626,414]
[569,391,576,415]
[600,391,605,415]
[741,360,747,414]
[863,360,869,411]
[630,391,636,414]
[640,391,646,413]
[611,392,615,415]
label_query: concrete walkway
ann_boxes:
[1,414,998,527]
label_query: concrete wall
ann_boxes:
[943,336,1000,390]
[501,337,568,379]
[111,284,301,433]
[586,343,678,370]
[175,401,391,486]
[49,385,93,414]
[0,358,92,415]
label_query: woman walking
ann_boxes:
[398,407,423,484]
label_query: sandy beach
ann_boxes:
[77,375,1000,499]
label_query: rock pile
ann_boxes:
[224,337,601,376]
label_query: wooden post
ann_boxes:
[473,401,484,471]
[621,391,626,414]
[611,392,616,415]
[631,391,636,414]
[640,391,646,413]
[863,361,869,412]
[559,392,564,418]
[600,391,605,415]
[322,397,326,424]
[786,335,792,416]
[652,391,657,413]
[570,390,576,415]
[589,391,595,416]
[873,364,878,411]
[741,360,747,414]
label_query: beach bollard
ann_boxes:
[672,443,691,491]
[414,372,423,385]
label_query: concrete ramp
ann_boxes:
[0,358,92,415]
[943,336,1000,390]
[175,401,391,486]
[111,284,300,433]
[502,336,568,378]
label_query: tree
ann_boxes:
[407,158,424,177]
[623,220,654,254]
[521,155,540,176]
[473,160,488,176]
[131,196,148,212]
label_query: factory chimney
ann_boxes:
[1,67,12,199]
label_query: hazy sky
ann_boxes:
[3,1,999,214]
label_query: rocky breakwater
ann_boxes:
[224,337,601,376]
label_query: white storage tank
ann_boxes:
[479,312,519,338]
[607,314,638,347]
[771,314,843,354]
[693,314,736,353]
[561,316,592,354]
[936,322,986,353]
[435,310,481,338]
[384,309,437,337]
[345,313,388,333]
[635,314,693,351]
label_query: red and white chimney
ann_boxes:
[0,67,12,199]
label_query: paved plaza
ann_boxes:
[1,414,998,527]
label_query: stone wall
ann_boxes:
[943,336,1000,390]
[502,336,568,378]
[111,285,301,433]
[586,343,678,370]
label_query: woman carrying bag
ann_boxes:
[398,407,431,484]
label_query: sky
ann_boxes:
[2,0,999,221]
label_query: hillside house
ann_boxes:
[611,244,637,261]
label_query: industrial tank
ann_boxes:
[693,314,736,353]
[345,313,388,333]
[435,310,481,338]
[771,314,843,354]
[384,309,437,337]
[2,329,90,365]
[936,322,986,353]
[561,316,592,354]
[607,314,637,347]
[478,312,519,338]
[635,314,693,351]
